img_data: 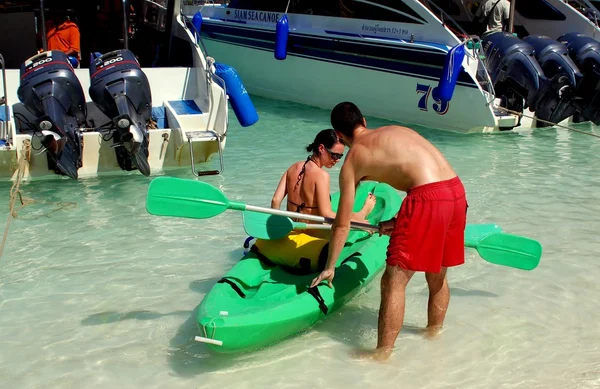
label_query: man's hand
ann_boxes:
[378,218,396,236]
[310,268,335,288]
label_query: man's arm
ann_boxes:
[323,161,356,270]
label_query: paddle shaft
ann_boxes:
[243,204,380,232]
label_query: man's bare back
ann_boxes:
[348,125,458,192]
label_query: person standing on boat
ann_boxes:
[270,129,376,231]
[475,0,510,37]
[44,9,81,66]
[310,103,468,361]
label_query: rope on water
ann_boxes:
[495,106,600,139]
[0,139,77,263]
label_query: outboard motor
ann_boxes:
[482,33,551,117]
[88,49,151,176]
[558,33,600,124]
[17,51,85,179]
[522,35,583,127]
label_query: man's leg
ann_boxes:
[424,267,449,335]
[375,265,414,358]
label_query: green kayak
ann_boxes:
[196,181,402,353]
[194,182,507,354]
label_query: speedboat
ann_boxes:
[0,5,258,180]
[183,0,600,133]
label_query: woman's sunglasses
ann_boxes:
[326,148,344,161]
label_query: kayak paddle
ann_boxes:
[463,223,542,270]
[244,212,505,241]
[145,176,378,231]
[242,211,541,270]
[146,177,542,271]
[243,210,333,240]
[467,233,542,270]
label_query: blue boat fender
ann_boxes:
[192,11,203,33]
[275,14,289,60]
[436,44,466,102]
[214,63,259,127]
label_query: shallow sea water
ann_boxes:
[0,96,599,389]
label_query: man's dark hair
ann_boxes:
[330,102,364,137]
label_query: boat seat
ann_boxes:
[167,99,202,115]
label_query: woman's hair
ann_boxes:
[306,129,339,153]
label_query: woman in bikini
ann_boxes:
[270,129,376,229]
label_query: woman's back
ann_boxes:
[285,158,325,219]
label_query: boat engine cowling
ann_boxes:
[482,33,550,114]
[88,49,152,176]
[558,33,600,124]
[522,35,582,127]
[17,50,85,179]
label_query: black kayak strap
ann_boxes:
[218,278,246,298]
[307,286,328,315]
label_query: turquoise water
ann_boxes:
[1,96,599,388]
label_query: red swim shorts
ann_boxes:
[386,176,467,273]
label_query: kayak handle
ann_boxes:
[195,336,223,346]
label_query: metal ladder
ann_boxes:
[187,129,224,176]
[187,54,228,176]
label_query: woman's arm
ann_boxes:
[314,172,337,219]
[271,171,288,209]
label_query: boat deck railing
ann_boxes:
[422,0,471,41]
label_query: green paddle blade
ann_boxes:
[476,233,542,271]
[243,211,294,240]
[146,177,235,219]
[464,224,503,247]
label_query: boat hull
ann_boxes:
[202,37,499,133]
[0,131,224,180]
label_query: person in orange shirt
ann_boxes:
[45,10,81,65]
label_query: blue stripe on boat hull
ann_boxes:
[201,22,479,88]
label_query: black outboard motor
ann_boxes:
[17,51,85,179]
[558,33,600,124]
[88,49,151,176]
[522,35,583,127]
[482,33,551,116]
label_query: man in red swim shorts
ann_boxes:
[311,102,467,361]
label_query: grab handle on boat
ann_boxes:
[195,336,223,346]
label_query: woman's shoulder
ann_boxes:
[306,164,329,180]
